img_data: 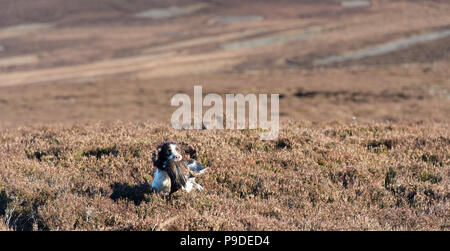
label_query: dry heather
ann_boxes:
[0,121,448,231]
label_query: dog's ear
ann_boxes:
[178,142,197,160]
[152,143,163,167]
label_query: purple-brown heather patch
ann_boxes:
[0,121,448,230]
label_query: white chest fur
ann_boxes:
[151,168,171,195]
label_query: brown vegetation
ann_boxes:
[0,121,448,230]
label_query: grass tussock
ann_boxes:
[0,121,448,230]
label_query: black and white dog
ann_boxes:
[151,142,206,195]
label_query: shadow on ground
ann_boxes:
[110,182,153,205]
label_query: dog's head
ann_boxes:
[152,141,197,168]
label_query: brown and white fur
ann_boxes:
[151,142,206,195]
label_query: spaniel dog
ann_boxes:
[151,142,206,195]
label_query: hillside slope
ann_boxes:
[1,0,449,127]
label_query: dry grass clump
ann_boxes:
[0,121,448,230]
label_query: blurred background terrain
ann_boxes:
[0,0,449,127]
